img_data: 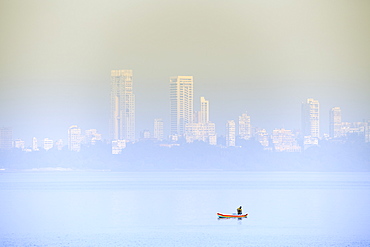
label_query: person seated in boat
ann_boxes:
[237,206,242,215]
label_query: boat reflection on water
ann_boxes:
[217,217,245,221]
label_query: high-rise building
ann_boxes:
[330,107,342,138]
[0,127,13,150]
[272,128,301,152]
[85,129,102,145]
[141,130,151,139]
[239,112,251,140]
[193,111,200,123]
[14,139,25,150]
[341,122,366,136]
[226,120,236,147]
[43,138,54,151]
[302,98,320,138]
[255,129,269,148]
[32,137,39,151]
[200,97,209,124]
[112,140,126,154]
[68,125,81,152]
[185,122,217,145]
[170,76,193,136]
[365,120,370,143]
[154,118,164,141]
[110,70,135,142]
[55,139,63,151]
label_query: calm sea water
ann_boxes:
[1,171,370,246]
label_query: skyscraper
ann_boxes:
[55,139,63,151]
[68,125,81,152]
[110,70,135,142]
[43,138,54,151]
[330,107,342,138]
[365,120,370,143]
[14,139,25,150]
[239,112,251,140]
[32,137,39,151]
[170,76,193,136]
[154,118,164,141]
[226,120,236,147]
[200,97,209,124]
[301,98,320,138]
[0,127,13,150]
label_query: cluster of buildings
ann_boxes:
[224,99,369,152]
[1,70,370,154]
[0,127,102,153]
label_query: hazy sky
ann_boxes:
[1,0,369,143]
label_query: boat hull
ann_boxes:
[217,213,248,218]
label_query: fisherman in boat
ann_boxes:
[237,206,242,215]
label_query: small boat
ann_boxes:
[217,212,248,218]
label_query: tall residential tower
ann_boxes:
[170,76,193,136]
[154,118,164,141]
[200,96,209,124]
[110,70,135,142]
[68,125,81,152]
[239,112,251,140]
[330,107,342,138]
[226,120,236,147]
[301,98,320,138]
[0,127,13,150]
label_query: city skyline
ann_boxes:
[1,67,369,145]
[1,65,369,150]
[1,86,370,149]
[1,1,370,144]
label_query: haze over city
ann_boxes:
[1,2,370,246]
[1,0,369,143]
